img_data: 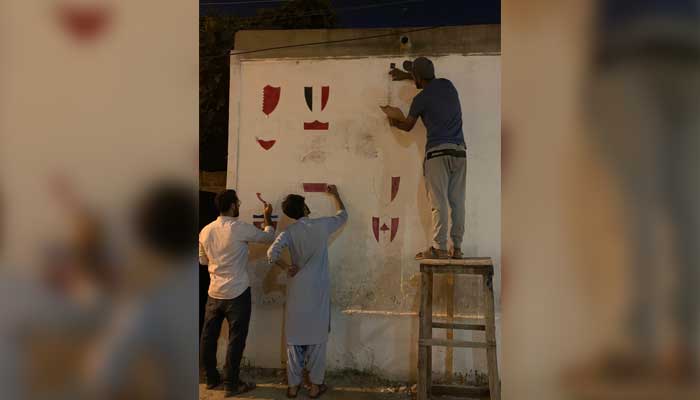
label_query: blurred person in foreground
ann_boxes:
[267,185,348,399]
[199,189,276,397]
[579,0,700,382]
[45,175,119,300]
[0,179,113,400]
[84,181,198,400]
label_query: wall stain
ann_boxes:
[301,149,327,163]
[301,136,328,163]
[355,133,379,159]
[262,264,286,295]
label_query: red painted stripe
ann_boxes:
[391,218,399,242]
[321,86,330,110]
[391,177,400,202]
[302,183,327,192]
[304,120,329,130]
[372,217,380,242]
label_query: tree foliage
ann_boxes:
[200,1,336,171]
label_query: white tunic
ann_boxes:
[267,210,348,345]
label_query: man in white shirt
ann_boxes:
[267,185,348,399]
[199,189,275,397]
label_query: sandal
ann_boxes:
[309,384,328,399]
[415,247,449,260]
[286,385,301,398]
[225,381,256,398]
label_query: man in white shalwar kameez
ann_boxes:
[267,185,347,399]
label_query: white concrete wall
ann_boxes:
[227,54,500,380]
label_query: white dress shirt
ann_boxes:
[199,216,275,300]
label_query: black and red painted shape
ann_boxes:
[303,86,330,111]
[304,87,313,111]
[303,86,330,130]
[56,2,113,42]
[263,85,281,116]
[372,217,399,243]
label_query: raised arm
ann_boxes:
[243,203,276,243]
[327,184,345,211]
[321,185,349,234]
[389,91,424,132]
[389,67,413,81]
[389,115,418,132]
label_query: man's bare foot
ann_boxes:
[309,383,328,399]
[286,385,300,398]
[415,247,449,260]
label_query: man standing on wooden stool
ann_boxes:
[384,57,467,260]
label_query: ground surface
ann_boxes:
[199,368,416,400]
[198,367,489,400]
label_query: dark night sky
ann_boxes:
[200,0,500,27]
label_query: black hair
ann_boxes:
[214,189,238,214]
[282,194,306,220]
[135,181,197,257]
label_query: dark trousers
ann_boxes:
[200,288,252,387]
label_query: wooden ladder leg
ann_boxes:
[483,272,501,400]
[445,272,454,384]
[418,270,433,400]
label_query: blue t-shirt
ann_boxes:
[408,78,465,151]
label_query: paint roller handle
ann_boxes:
[263,203,273,225]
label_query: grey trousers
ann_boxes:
[424,143,467,250]
[287,342,327,386]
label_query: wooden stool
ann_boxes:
[418,258,500,400]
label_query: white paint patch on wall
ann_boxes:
[227,55,500,379]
